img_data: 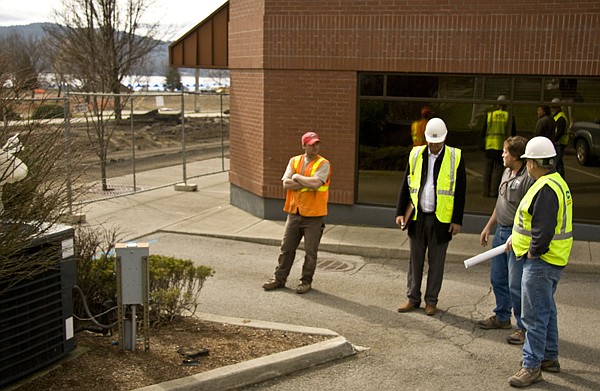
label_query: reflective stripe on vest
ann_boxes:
[294,156,329,193]
[407,145,461,223]
[485,110,509,151]
[554,111,569,146]
[512,173,573,266]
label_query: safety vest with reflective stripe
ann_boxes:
[407,145,461,224]
[554,111,569,146]
[512,172,573,266]
[485,109,509,151]
[283,155,331,216]
[411,119,428,146]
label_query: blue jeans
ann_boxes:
[521,257,564,368]
[490,225,524,329]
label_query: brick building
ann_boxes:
[171,0,600,235]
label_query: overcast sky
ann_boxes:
[0,0,227,38]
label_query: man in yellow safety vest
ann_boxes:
[506,136,573,388]
[395,118,466,316]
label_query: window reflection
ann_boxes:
[357,74,600,224]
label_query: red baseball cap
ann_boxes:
[302,131,320,146]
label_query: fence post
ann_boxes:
[64,93,72,215]
[130,97,137,193]
[220,94,225,171]
[174,91,197,192]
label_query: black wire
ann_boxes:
[73,284,118,329]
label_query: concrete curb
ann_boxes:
[135,314,361,391]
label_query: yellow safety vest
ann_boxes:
[485,109,509,151]
[407,145,461,223]
[512,172,573,266]
[554,111,569,146]
[283,155,331,216]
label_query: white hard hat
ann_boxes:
[497,95,507,103]
[424,118,448,143]
[521,136,556,159]
[551,97,561,107]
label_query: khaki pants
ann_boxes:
[273,213,325,284]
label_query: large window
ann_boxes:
[357,74,600,224]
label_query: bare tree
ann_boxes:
[44,0,164,190]
[206,69,230,89]
[0,33,45,98]
[0,53,87,294]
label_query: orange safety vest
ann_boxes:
[283,155,331,216]
[411,118,428,146]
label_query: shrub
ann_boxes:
[73,227,214,330]
[31,104,65,119]
[148,254,214,324]
[1,107,21,120]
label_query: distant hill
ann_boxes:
[0,23,173,76]
[0,23,55,40]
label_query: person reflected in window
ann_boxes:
[550,98,569,178]
[534,105,555,141]
[481,95,516,197]
[411,106,432,147]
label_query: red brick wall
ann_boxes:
[261,70,356,204]
[261,0,600,75]
[229,69,265,196]
[228,0,265,68]
[230,68,357,205]
[228,0,599,207]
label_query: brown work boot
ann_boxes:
[296,282,311,294]
[262,277,285,291]
[541,359,560,373]
[424,304,437,316]
[478,315,512,329]
[397,301,420,313]
[507,329,526,345]
[508,367,542,387]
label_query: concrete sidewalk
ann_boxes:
[82,162,599,274]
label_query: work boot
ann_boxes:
[397,301,419,313]
[508,367,542,388]
[541,359,560,373]
[424,304,437,316]
[507,329,526,345]
[262,277,285,291]
[478,315,512,329]
[296,282,311,294]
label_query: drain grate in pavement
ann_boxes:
[317,258,355,272]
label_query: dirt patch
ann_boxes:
[10,317,332,391]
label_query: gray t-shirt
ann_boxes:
[495,165,535,226]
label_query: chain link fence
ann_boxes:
[2,91,229,213]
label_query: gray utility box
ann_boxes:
[116,242,149,305]
[115,242,150,351]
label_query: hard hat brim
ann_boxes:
[425,135,446,143]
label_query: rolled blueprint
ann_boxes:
[463,244,507,268]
